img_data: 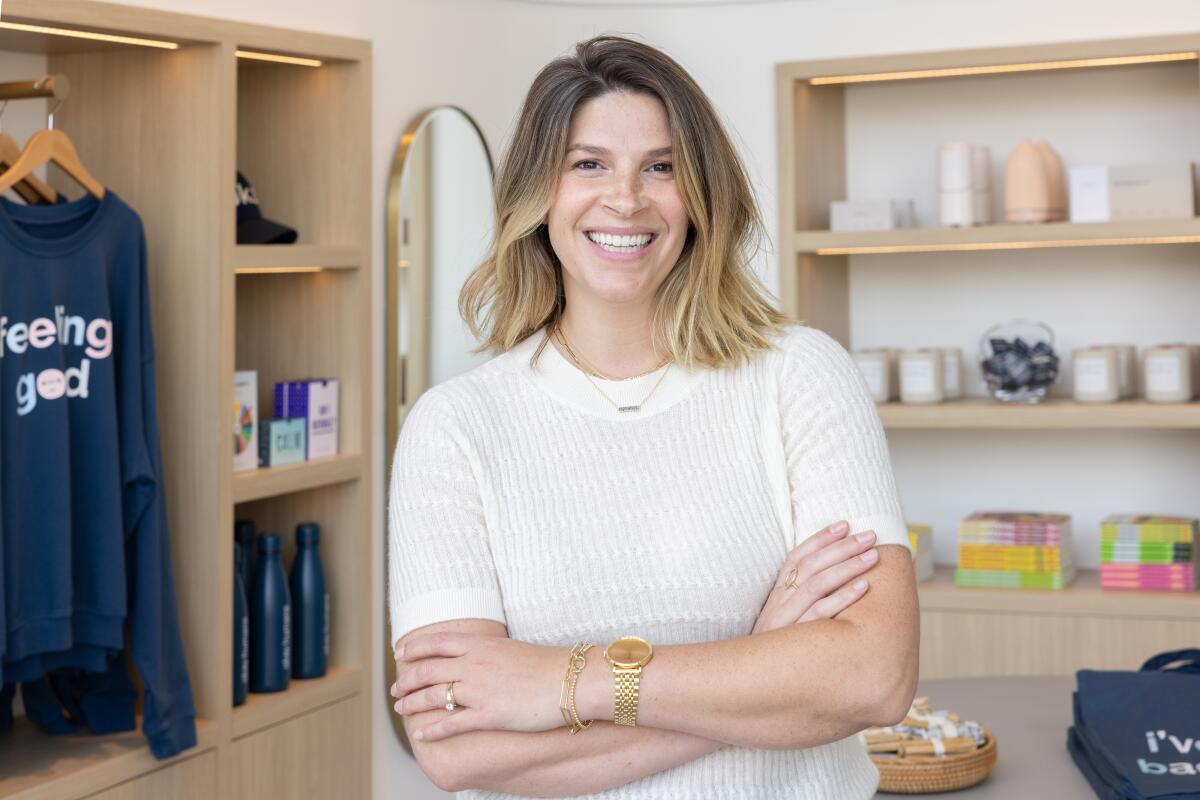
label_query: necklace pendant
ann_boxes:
[617,404,641,413]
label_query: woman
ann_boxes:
[389,34,918,799]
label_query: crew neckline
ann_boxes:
[508,328,711,420]
[0,190,115,256]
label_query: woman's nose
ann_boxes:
[603,171,646,216]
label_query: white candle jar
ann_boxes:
[853,349,896,404]
[1072,346,1120,404]
[1093,344,1136,398]
[900,349,945,404]
[1142,344,1194,403]
[942,347,963,400]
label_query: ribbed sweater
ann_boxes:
[388,322,910,799]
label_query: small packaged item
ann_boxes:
[853,349,897,404]
[259,418,306,468]
[275,379,339,459]
[1142,344,1194,403]
[1072,346,1120,404]
[233,370,258,472]
[899,349,944,404]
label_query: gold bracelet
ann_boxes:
[558,641,594,734]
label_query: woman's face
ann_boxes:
[547,91,690,316]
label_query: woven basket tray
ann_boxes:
[873,731,998,794]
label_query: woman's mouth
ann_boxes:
[584,231,657,260]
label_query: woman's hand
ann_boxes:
[390,632,565,742]
[752,520,878,634]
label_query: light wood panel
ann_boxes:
[231,666,362,739]
[919,610,1200,679]
[0,722,217,800]
[232,454,364,504]
[82,751,217,800]
[794,217,1200,254]
[49,39,234,728]
[878,398,1200,429]
[234,244,363,271]
[231,696,366,800]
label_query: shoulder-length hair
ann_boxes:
[459,34,793,370]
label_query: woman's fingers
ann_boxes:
[411,708,485,742]
[797,578,870,623]
[790,529,876,589]
[777,520,850,587]
[396,681,460,716]
[781,545,877,614]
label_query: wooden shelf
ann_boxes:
[232,453,362,504]
[793,218,1200,255]
[233,244,362,272]
[878,398,1200,429]
[920,565,1200,620]
[231,665,361,739]
[0,718,217,800]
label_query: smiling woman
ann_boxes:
[388,33,918,800]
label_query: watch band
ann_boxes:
[613,666,642,726]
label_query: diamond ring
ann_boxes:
[445,681,457,711]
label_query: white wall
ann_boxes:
[87,1,1200,797]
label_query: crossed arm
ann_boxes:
[395,545,918,795]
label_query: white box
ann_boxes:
[830,199,915,231]
[233,370,258,472]
[1068,166,1110,223]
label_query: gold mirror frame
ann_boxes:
[384,105,494,754]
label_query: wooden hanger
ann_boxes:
[0,131,58,204]
[0,128,103,200]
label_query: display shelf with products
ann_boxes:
[0,2,372,799]
[776,33,1200,679]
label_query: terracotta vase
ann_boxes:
[1004,137,1052,223]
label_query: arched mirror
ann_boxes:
[385,106,495,752]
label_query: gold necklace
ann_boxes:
[552,325,673,414]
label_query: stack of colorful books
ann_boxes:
[956,512,1076,590]
[907,523,934,582]
[1099,514,1197,592]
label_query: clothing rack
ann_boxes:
[0,74,69,101]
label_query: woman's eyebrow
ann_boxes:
[567,143,673,158]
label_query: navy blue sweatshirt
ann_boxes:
[0,191,196,758]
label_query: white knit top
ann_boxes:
[388,322,910,800]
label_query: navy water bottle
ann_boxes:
[232,547,249,706]
[249,532,291,692]
[291,522,328,679]
[234,519,256,589]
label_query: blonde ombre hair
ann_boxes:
[459,34,793,370]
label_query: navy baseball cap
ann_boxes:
[236,172,297,245]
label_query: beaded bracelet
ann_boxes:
[558,641,594,734]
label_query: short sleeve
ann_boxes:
[387,388,506,647]
[778,326,910,553]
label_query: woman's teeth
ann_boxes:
[587,231,653,252]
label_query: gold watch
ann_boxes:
[603,635,654,726]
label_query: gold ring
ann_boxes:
[784,567,799,590]
[445,681,457,711]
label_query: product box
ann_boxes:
[274,379,339,460]
[233,370,258,472]
[259,418,306,468]
[830,199,915,232]
[1069,163,1196,223]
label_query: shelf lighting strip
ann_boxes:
[809,51,1199,85]
[815,235,1200,256]
[235,266,324,275]
[0,20,180,49]
[236,50,323,68]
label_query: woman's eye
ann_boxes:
[574,160,600,170]
[650,162,673,173]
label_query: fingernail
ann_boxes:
[860,548,878,562]
[413,729,425,741]
[856,530,876,544]
[853,579,868,591]
[831,520,849,535]
[394,701,402,713]
[390,683,397,697]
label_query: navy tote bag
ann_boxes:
[1068,649,1200,800]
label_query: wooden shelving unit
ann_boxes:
[0,2,372,799]
[878,398,1200,429]
[775,34,1200,679]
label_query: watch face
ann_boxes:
[607,636,653,667]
